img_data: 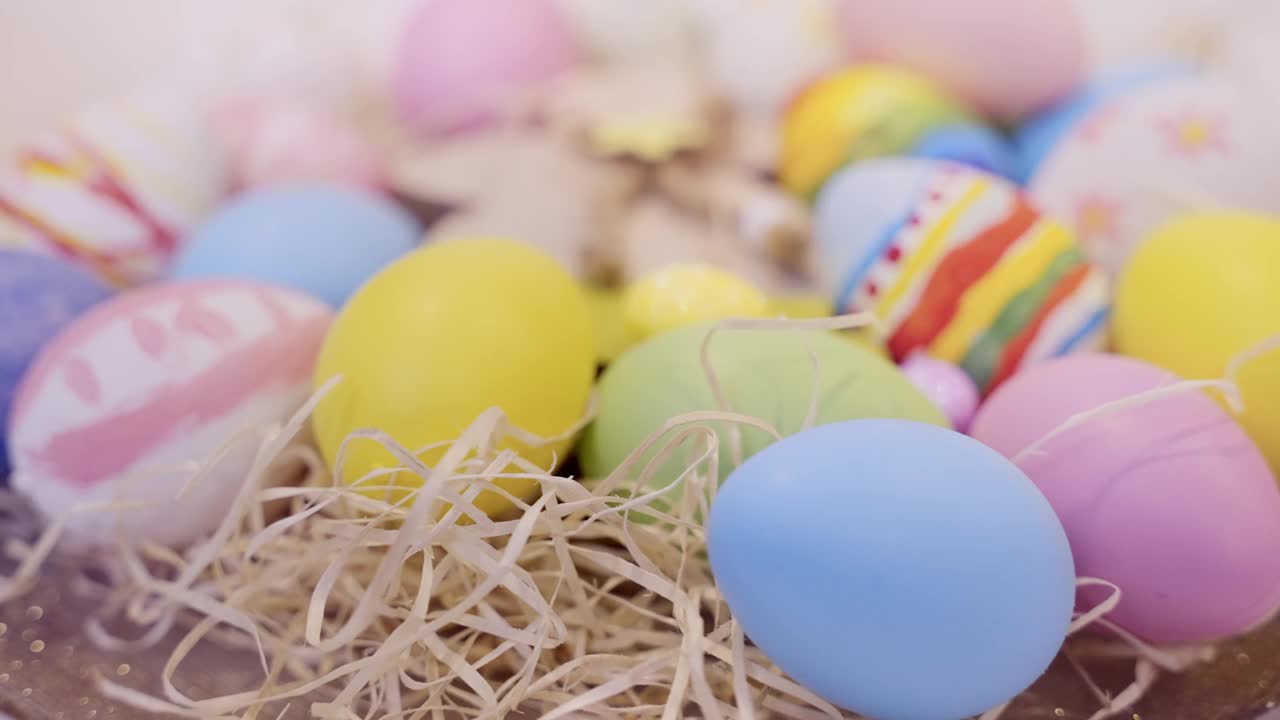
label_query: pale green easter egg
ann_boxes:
[579,323,948,489]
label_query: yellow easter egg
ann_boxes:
[584,284,642,364]
[781,65,972,201]
[768,294,833,320]
[311,237,596,516]
[622,264,771,340]
[1114,212,1280,472]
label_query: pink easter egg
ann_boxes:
[212,98,385,193]
[7,280,333,550]
[970,353,1280,645]
[900,352,979,432]
[392,0,580,136]
[836,0,1085,119]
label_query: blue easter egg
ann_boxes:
[172,184,422,307]
[1014,63,1189,184]
[0,250,114,478]
[912,123,1017,181]
[708,419,1075,720]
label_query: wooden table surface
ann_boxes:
[2,554,1279,720]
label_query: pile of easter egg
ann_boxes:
[3,0,1280,718]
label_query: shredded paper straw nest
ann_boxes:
[1,319,1275,720]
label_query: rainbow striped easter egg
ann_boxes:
[7,280,332,550]
[815,158,1109,394]
[0,93,228,287]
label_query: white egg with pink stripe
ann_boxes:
[7,280,333,550]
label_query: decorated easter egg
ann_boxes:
[0,251,114,478]
[392,0,580,136]
[837,0,1086,119]
[171,185,421,308]
[710,419,1074,720]
[1114,212,1280,473]
[211,98,384,192]
[1014,63,1189,184]
[7,281,333,549]
[0,94,228,286]
[971,354,1280,644]
[622,264,771,341]
[689,0,841,120]
[815,158,1110,394]
[579,324,947,486]
[900,352,980,432]
[1028,73,1280,277]
[780,66,1008,201]
[311,238,595,517]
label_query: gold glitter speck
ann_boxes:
[79,697,90,706]
[21,628,36,642]
[25,605,43,620]
[20,688,32,697]
[1055,710,1066,718]
[0,622,7,637]
[1238,653,1251,664]
[87,710,98,719]
[115,663,131,676]
[29,640,45,653]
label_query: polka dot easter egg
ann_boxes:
[1028,72,1280,278]
[0,94,228,286]
[7,280,332,550]
[781,65,1014,202]
[816,158,1109,394]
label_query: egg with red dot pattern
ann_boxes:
[814,158,1109,394]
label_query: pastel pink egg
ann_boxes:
[900,352,979,432]
[211,98,385,193]
[836,0,1085,119]
[392,0,580,136]
[970,353,1280,645]
[7,280,333,550]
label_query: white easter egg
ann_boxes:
[7,280,332,550]
[1028,72,1280,278]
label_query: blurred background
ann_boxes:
[2,0,1277,154]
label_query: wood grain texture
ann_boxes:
[2,556,1279,720]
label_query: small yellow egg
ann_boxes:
[622,264,771,339]
[584,284,643,364]
[769,294,833,320]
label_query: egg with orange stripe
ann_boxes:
[0,93,228,287]
[815,158,1109,394]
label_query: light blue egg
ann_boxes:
[912,123,1017,181]
[172,184,422,307]
[708,419,1075,720]
[1014,63,1190,184]
[0,250,114,479]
